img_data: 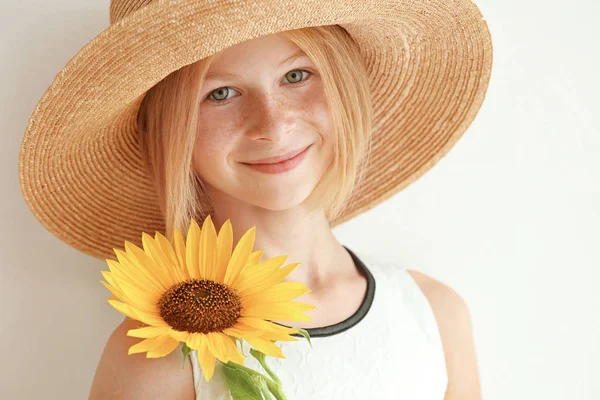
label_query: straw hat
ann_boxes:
[18,0,493,260]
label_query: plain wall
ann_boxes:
[1,0,598,399]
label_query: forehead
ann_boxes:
[206,33,307,74]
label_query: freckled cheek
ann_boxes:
[303,96,332,138]
[196,113,244,155]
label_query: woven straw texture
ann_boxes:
[19,0,493,260]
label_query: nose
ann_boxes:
[244,92,294,143]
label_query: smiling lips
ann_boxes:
[244,145,311,164]
[241,144,312,174]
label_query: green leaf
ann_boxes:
[255,375,274,400]
[296,328,312,348]
[263,379,286,400]
[222,361,288,400]
[220,363,266,400]
[181,343,192,368]
[249,349,288,400]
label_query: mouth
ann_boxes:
[240,144,313,175]
[243,145,312,165]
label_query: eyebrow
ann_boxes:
[278,50,309,68]
[204,50,309,81]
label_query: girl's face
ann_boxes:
[192,33,334,212]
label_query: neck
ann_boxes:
[209,202,352,293]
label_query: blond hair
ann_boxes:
[137,25,373,240]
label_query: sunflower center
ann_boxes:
[158,279,242,334]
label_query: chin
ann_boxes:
[241,183,317,211]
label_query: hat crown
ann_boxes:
[110,0,154,24]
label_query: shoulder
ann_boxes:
[89,317,196,400]
[407,270,482,399]
[406,269,467,314]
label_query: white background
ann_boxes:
[1,0,599,399]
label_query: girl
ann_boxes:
[19,1,493,399]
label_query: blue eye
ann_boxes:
[206,69,312,104]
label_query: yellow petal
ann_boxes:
[106,258,163,298]
[269,262,301,282]
[236,317,299,342]
[233,255,287,290]
[221,336,245,365]
[102,265,162,311]
[247,250,264,267]
[244,336,284,358]
[146,336,180,358]
[196,343,217,382]
[141,233,179,286]
[113,249,167,294]
[102,272,149,311]
[206,332,244,365]
[237,316,299,337]
[100,270,119,287]
[204,332,228,363]
[153,231,178,266]
[105,273,159,314]
[214,220,233,283]
[169,329,190,343]
[242,255,287,278]
[186,333,218,382]
[100,280,123,301]
[155,231,189,282]
[107,300,166,326]
[127,325,171,339]
[223,226,256,286]
[128,336,165,355]
[185,332,205,352]
[222,323,263,339]
[241,301,316,322]
[241,281,311,305]
[173,228,188,277]
[106,298,139,320]
[199,215,218,281]
[186,219,201,280]
[124,240,175,289]
[235,260,298,297]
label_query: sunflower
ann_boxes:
[100,214,315,382]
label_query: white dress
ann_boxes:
[189,247,448,399]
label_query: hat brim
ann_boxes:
[19,0,493,260]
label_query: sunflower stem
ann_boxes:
[247,348,290,400]
[249,349,281,385]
